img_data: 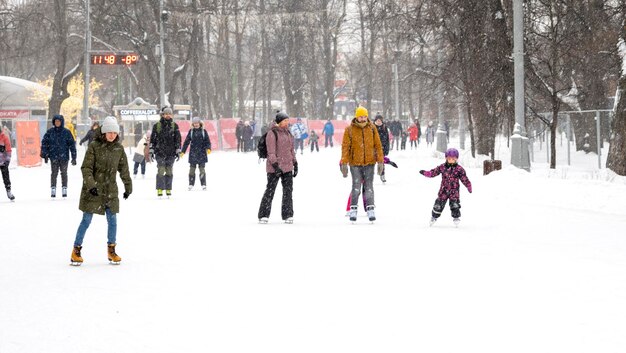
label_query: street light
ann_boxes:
[435,48,447,153]
[510,0,531,171]
[158,1,168,108]
[393,50,401,121]
[82,0,91,124]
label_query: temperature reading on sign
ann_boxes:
[91,53,139,66]
[121,54,139,65]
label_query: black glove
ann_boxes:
[89,187,98,196]
[71,159,77,166]
[175,153,180,161]
[419,170,425,175]
[272,163,283,175]
[149,149,155,160]
[123,191,130,200]
[44,157,49,164]
[293,162,298,178]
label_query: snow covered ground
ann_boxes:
[1,135,626,353]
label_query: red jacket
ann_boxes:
[0,131,12,166]
[408,124,419,141]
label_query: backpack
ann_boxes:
[189,129,206,139]
[155,121,178,134]
[257,130,278,159]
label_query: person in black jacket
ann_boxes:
[79,121,100,146]
[181,117,212,190]
[40,114,77,198]
[149,107,181,197]
[373,114,390,182]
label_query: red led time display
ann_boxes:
[91,53,139,65]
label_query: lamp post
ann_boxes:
[82,0,91,124]
[158,0,168,108]
[510,0,531,171]
[393,50,401,121]
[435,49,447,153]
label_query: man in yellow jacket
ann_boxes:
[340,106,384,222]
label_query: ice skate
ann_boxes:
[453,218,460,227]
[62,186,67,198]
[380,174,386,183]
[349,205,357,222]
[107,244,121,265]
[51,187,56,198]
[166,190,172,198]
[157,189,163,197]
[6,189,15,201]
[188,185,193,191]
[284,217,293,224]
[202,185,207,191]
[429,217,437,227]
[70,245,83,266]
[366,205,376,222]
[259,217,269,224]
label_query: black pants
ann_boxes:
[310,141,319,152]
[50,160,68,188]
[0,164,10,190]
[237,138,244,152]
[156,156,175,190]
[258,172,293,220]
[432,198,461,219]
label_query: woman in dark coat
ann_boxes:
[373,114,390,182]
[181,117,212,190]
[70,116,132,266]
[79,121,100,146]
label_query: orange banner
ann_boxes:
[16,121,41,167]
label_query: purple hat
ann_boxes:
[445,148,459,158]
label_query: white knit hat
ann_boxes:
[101,116,120,134]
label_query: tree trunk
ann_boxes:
[48,0,79,121]
[607,20,626,175]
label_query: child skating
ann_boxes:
[419,148,472,227]
[181,117,212,190]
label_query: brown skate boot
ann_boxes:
[107,243,121,265]
[70,246,83,266]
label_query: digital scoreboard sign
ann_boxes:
[91,53,139,66]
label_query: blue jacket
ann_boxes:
[323,121,334,135]
[41,115,77,162]
[181,126,212,165]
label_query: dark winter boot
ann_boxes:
[6,188,14,201]
[62,186,67,198]
[51,187,56,198]
[71,245,83,266]
[107,243,121,264]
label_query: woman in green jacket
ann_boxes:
[70,116,132,266]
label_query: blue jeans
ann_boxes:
[73,208,117,246]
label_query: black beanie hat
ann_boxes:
[275,111,289,124]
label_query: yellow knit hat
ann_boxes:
[355,106,368,118]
